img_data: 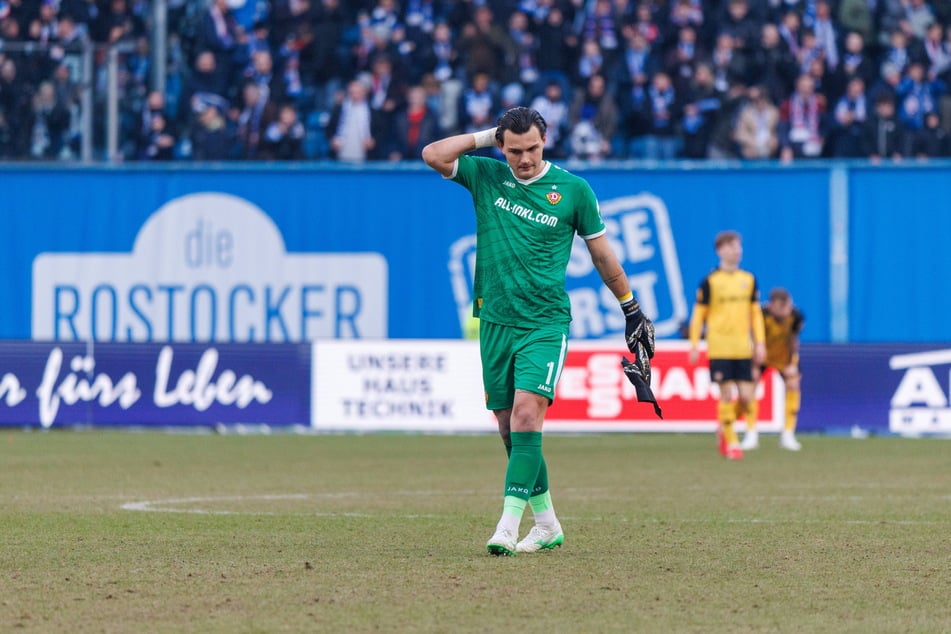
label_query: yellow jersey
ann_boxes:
[763,305,804,368]
[689,268,765,359]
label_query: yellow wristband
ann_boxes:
[617,292,634,304]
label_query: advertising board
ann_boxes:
[799,343,951,436]
[311,340,783,434]
[0,342,310,428]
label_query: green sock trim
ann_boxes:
[502,494,527,519]
[529,490,553,514]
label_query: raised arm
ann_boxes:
[422,127,498,177]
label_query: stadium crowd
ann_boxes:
[1,0,950,162]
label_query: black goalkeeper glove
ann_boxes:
[622,355,663,419]
[620,296,662,419]
[621,297,655,359]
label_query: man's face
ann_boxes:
[768,297,793,319]
[716,238,742,267]
[500,126,546,179]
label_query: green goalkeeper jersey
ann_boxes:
[452,154,606,329]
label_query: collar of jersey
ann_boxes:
[510,160,551,185]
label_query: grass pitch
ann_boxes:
[2,431,950,633]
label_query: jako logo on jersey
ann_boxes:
[502,181,516,188]
[546,192,562,205]
[536,384,553,393]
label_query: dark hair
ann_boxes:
[714,230,741,249]
[495,107,547,144]
[769,287,791,302]
[875,92,895,106]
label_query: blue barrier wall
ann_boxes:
[847,165,951,342]
[5,162,949,343]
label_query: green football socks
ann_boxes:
[504,436,550,497]
[498,431,543,531]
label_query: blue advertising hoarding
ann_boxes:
[0,339,945,436]
[799,342,951,436]
[0,342,311,428]
[3,161,947,433]
[3,162,948,345]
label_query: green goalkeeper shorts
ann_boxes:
[479,320,569,410]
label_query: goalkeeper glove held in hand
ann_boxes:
[620,295,662,419]
[621,297,655,358]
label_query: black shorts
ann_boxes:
[762,362,801,377]
[709,358,754,383]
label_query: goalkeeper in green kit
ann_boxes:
[422,107,657,557]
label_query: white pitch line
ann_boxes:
[120,494,442,518]
[119,493,950,525]
[121,494,309,515]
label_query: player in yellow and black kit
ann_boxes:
[738,287,805,451]
[688,231,765,460]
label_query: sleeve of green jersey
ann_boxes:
[450,154,481,189]
[576,179,606,238]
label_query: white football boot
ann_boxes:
[486,527,517,557]
[516,522,564,553]
[740,429,760,450]
[779,430,802,451]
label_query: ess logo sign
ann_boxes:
[547,342,783,432]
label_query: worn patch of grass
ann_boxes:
[1,431,949,633]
